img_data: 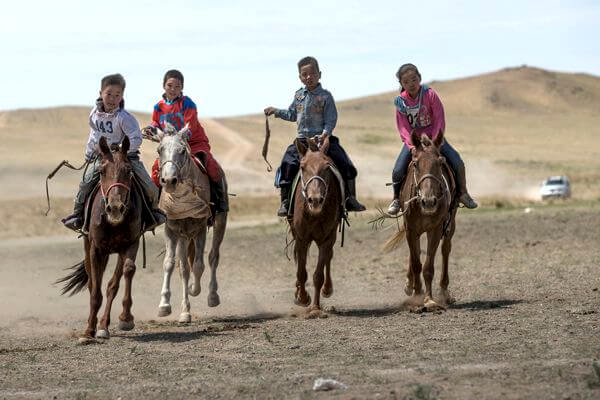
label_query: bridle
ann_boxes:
[300,167,329,200]
[100,181,131,208]
[159,142,191,182]
[407,159,451,206]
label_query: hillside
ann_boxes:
[1,66,599,204]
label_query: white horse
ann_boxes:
[145,123,228,323]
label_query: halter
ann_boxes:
[409,160,451,205]
[100,182,131,207]
[300,168,329,200]
[159,143,191,182]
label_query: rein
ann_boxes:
[262,116,273,172]
[45,158,91,216]
[299,169,329,200]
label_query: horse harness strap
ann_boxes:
[100,182,131,206]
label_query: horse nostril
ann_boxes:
[106,205,112,213]
[119,204,125,214]
[308,197,313,204]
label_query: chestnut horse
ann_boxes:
[290,136,343,318]
[385,130,457,311]
[57,136,142,342]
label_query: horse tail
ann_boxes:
[55,260,88,296]
[382,227,406,253]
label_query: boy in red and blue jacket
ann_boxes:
[143,70,228,213]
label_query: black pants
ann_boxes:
[276,136,357,187]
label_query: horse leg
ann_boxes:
[423,230,445,311]
[294,240,311,307]
[308,233,336,318]
[406,230,423,297]
[118,240,139,331]
[188,225,206,298]
[158,225,177,317]
[440,219,456,305]
[322,257,334,298]
[207,212,227,307]
[82,245,108,341]
[97,255,124,339]
[177,238,192,323]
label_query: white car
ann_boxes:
[540,176,571,200]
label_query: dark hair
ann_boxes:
[395,63,421,82]
[101,73,126,91]
[297,56,320,72]
[163,69,184,87]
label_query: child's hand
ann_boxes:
[141,125,157,139]
[264,107,277,116]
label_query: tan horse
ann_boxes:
[385,130,458,311]
[290,136,343,318]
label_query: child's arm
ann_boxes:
[269,97,297,122]
[322,94,337,136]
[84,112,99,160]
[428,90,446,138]
[395,110,414,149]
[120,112,143,155]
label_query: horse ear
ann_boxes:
[98,136,111,160]
[178,123,192,142]
[295,138,307,156]
[121,135,130,155]
[410,130,421,150]
[433,129,445,148]
[307,138,319,152]
[163,121,177,136]
[320,135,330,154]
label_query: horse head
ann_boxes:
[296,136,333,215]
[97,135,133,225]
[155,122,192,193]
[409,129,448,215]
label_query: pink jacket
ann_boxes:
[394,85,445,149]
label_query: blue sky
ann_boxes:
[2,0,599,117]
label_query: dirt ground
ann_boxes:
[1,204,599,399]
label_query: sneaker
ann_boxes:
[277,199,289,217]
[62,213,83,232]
[345,197,366,212]
[387,199,401,215]
[459,193,478,209]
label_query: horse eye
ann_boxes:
[178,148,186,155]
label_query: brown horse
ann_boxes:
[290,136,343,318]
[385,130,457,311]
[57,136,143,342]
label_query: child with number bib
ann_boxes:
[387,63,478,215]
[62,73,166,232]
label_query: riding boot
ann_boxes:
[345,179,366,212]
[210,177,229,214]
[278,185,290,217]
[456,163,478,209]
[62,203,84,232]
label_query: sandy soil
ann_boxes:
[1,204,599,399]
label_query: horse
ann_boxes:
[289,136,344,318]
[145,123,227,323]
[384,129,457,311]
[57,135,142,342]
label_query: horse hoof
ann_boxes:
[322,286,333,298]
[294,294,311,307]
[158,305,172,317]
[77,336,98,345]
[189,284,201,297]
[208,293,220,308]
[179,313,191,323]
[424,298,446,312]
[118,320,135,331]
[96,329,110,339]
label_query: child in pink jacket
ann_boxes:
[387,63,477,214]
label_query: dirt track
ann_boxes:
[1,204,600,399]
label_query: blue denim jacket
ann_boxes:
[275,84,337,138]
